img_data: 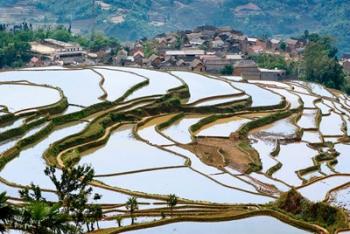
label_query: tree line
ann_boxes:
[249,32,350,94]
[0,23,120,68]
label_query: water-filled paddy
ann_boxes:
[79,125,184,175]
[333,144,350,173]
[273,143,317,186]
[126,216,310,234]
[93,68,145,101]
[161,115,208,144]
[107,67,182,99]
[137,115,177,145]
[172,71,238,103]
[230,82,282,107]
[0,84,61,112]
[297,109,318,129]
[1,67,350,232]
[0,122,87,189]
[97,167,274,204]
[298,175,350,202]
[193,95,248,107]
[0,69,103,106]
[196,116,250,137]
[319,111,344,136]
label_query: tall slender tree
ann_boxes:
[126,197,138,225]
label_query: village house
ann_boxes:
[133,50,145,66]
[200,55,232,73]
[225,54,244,63]
[233,60,286,81]
[234,60,261,80]
[191,59,204,72]
[165,49,205,62]
[147,54,162,69]
[267,39,281,51]
[259,68,286,81]
[113,49,128,65]
[285,38,303,53]
[30,38,86,65]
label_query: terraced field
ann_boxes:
[0,67,349,233]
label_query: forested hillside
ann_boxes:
[0,0,349,53]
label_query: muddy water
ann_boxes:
[196,116,250,137]
[193,95,248,107]
[251,116,298,141]
[164,145,221,175]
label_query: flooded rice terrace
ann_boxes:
[0,66,349,233]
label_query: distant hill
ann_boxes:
[1,0,349,53]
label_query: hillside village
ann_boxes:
[29,25,308,81]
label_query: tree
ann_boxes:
[19,183,47,202]
[279,41,287,51]
[44,165,102,231]
[125,197,138,225]
[0,192,15,233]
[19,201,72,234]
[167,194,178,216]
[115,215,123,227]
[302,36,345,90]
[220,65,233,75]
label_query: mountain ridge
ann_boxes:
[0,0,349,53]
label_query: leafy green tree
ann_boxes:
[220,65,234,75]
[0,192,15,233]
[167,194,178,216]
[126,197,138,225]
[19,201,72,234]
[279,41,287,51]
[302,36,345,90]
[115,215,123,227]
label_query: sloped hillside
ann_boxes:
[0,0,349,52]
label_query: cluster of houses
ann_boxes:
[112,26,305,80]
[29,25,309,81]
